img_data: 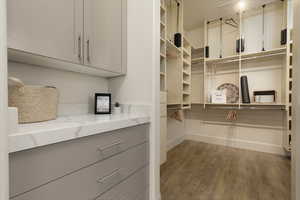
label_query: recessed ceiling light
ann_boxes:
[238,1,246,10]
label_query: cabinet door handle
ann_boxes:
[97,168,120,184]
[97,140,123,152]
[87,39,90,62]
[78,36,82,59]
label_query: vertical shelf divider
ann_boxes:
[203,20,208,109]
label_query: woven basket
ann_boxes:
[8,77,59,123]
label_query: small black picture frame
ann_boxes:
[95,93,111,114]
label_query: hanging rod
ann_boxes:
[208,52,286,65]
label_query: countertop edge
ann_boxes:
[9,114,151,153]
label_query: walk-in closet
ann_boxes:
[160,0,293,199]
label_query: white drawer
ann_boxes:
[10,124,149,198]
[12,143,149,200]
[160,91,167,104]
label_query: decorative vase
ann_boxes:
[114,107,121,114]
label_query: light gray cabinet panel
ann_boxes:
[7,0,83,64]
[7,0,127,77]
[10,124,149,198]
[84,0,127,74]
[97,166,149,200]
[11,143,149,200]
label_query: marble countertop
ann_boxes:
[9,113,150,153]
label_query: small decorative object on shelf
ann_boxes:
[95,93,111,114]
[114,102,121,114]
[217,83,239,103]
[236,37,245,53]
[211,90,226,104]
[281,29,287,45]
[253,90,276,103]
[205,46,209,58]
[226,110,237,121]
[241,76,250,104]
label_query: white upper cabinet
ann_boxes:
[7,0,84,64]
[84,0,126,73]
[7,0,127,77]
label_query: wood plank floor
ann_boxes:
[160,140,291,200]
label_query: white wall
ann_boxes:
[0,0,8,199]
[8,62,108,116]
[185,26,204,48]
[108,0,160,199]
[108,0,153,105]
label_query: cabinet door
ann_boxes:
[7,0,83,64]
[84,0,127,73]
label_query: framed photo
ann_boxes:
[95,93,111,114]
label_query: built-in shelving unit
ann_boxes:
[188,0,293,152]
[181,36,192,109]
[284,28,293,152]
[160,0,167,92]
[192,1,289,111]
[160,0,167,165]
[191,47,204,104]
[164,0,192,109]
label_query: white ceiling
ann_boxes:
[183,0,278,30]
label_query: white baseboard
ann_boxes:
[185,134,286,156]
[167,135,185,151]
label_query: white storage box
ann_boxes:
[211,90,226,104]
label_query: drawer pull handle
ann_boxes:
[78,35,82,59]
[97,168,120,184]
[97,141,122,152]
[87,39,90,62]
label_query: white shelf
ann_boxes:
[204,103,286,110]
[205,103,285,106]
[182,105,191,110]
[183,70,189,76]
[160,53,166,58]
[183,59,190,66]
[166,40,181,58]
[160,21,166,28]
[183,81,190,85]
[206,54,239,64]
[160,5,166,13]
[206,47,287,65]
[192,57,204,64]
[192,102,204,105]
[182,48,191,57]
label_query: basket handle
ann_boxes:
[8,77,25,88]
